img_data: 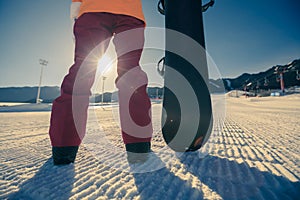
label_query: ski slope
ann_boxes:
[0,94,299,199]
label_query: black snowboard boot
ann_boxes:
[126,142,151,164]
[52,146,79,165]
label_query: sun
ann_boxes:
[97,54,114,75]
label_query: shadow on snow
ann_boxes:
[178,154,300,200]
[8,158,75,200]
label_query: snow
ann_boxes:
[0,94,299,199]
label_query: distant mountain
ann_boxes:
[223,59,300,91]
[0,83,228,104]
[0,86,60,103]
[0,86,165,103]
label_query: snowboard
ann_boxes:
[159,0,213,152]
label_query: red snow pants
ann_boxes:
[49,13,152,147]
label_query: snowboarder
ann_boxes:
[49,0,153,165]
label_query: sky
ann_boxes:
[0,0,299,90]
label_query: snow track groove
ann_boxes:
[1,95,300,199]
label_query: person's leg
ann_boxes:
[112,15,153,153]
[49,13,114,164]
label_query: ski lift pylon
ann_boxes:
[264,77,269,86]
[276,74,281,82]
[297,70,300,81]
